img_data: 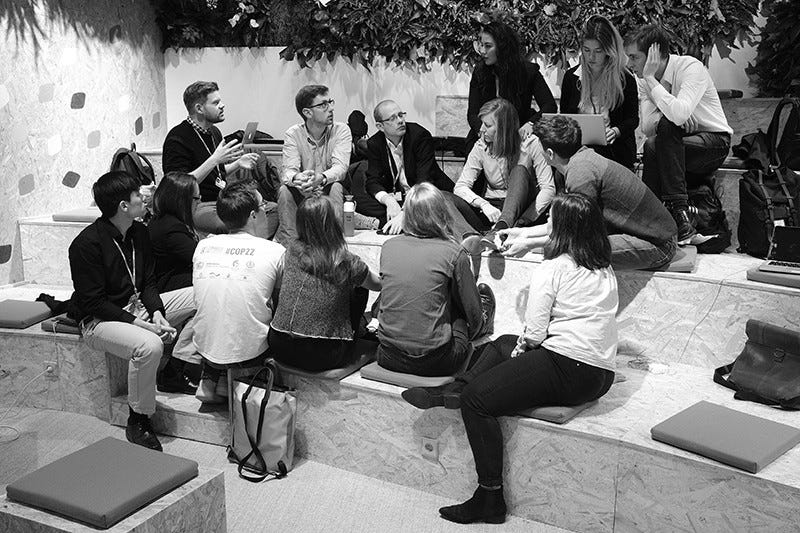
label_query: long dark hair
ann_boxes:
[544,193,611,270]
[152,171,197,232]
[293,195,355,284]
[474,20,526,109]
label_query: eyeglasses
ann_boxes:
[307,99,335,110]
[378,111,407,124]
[192,195,202,202]
[258,200,270,212]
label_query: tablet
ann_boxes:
[541,113,607,146]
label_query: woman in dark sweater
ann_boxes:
[559,15,639,169]
[148,172,200,293]
[268,196,380,371]
[467,20,557,154]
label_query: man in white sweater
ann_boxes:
[625,24,732,244]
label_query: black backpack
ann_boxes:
[738,98,800,257]
[110,143,155,185]
[688,183,732,254]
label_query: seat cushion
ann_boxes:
[51,206,101,222]
[0,300,52,329]
[517,400,597,424]
[5,437,198,529]
[360,361,456,388]
[655,245,697,273]
[40,313,81,335]
[276,339,377,380]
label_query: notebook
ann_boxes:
[651,401,800,473]
[758,225,800,275]
[541,113,607,146]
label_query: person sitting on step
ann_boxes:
[496,115,678,271]
[402,192,618,525]
[68,171,197,451]
[452,98,555,248]
[625,24,732,244]
[376,182,496,377]
[148,171,204,391]
[191,181,285,403]
[268,195,381,371]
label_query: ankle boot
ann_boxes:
[439,486,507,524]
[401,380,465,410]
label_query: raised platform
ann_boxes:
[0,467,225,532]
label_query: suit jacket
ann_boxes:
[364,122,453,198]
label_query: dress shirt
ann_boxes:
[281,122,352,185]
[374,137,410,204]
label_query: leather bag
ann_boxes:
[714,319,800,410]
[228,360,297,482]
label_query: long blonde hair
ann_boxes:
[579,15,627,112]
[479,98,521,170]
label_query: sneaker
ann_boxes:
[671,207,697,244]
[125,415,162,451]
[477,283,495,337]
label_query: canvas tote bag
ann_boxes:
[228,360,297,482]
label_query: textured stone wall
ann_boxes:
[0,1,167,283]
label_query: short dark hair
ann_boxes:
[544,193,611,270]
[534,116,582,159]
[92,171,141,218]
[216,181,259,231]
[183,81,219,113]
[624,24,671,59]
[153,172,198,231]
[295,85,329,119]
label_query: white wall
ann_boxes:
[164,36,760,142]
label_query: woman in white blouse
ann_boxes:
[453,98,555,239]
[402,192,618,524]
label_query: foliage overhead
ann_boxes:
[152,0,759,70]
[746,0,800,97]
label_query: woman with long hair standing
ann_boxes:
[454,98,555,236]
[403,192,618,524]
[376,183,495,376]
[268,195,380,371]
[560,15,639,169]
[467,20,557,153]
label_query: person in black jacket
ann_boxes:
[68,171,197,451]
[467,20,557,154]
[356,100,455,234]
[559,15,639,170]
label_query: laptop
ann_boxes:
[758,225,800,275]
[242,121,259,144]
[541,113,607,146]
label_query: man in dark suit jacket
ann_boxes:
[355,100,454,234]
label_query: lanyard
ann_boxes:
[387,145,405,191]
[191,125,223,185]
[112,239,139,301]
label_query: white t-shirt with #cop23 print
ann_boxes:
[191,232,285,365]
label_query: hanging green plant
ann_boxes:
[746,0,800,96]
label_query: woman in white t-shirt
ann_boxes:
[402,192,618,524]
[452,98,555,237]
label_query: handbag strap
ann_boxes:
[713,362,737,391]
[235,361,289,482]
[713,359,800,411]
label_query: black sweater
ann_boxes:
[148,214,198,293]
[163,120,226,202]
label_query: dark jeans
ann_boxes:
[377,318,470,377]
[269,287,368,372]
[642,116,731,205]
[609,234,677,271]
[459,335,615,487]
[451,167,542,231]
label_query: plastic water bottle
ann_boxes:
[343,195,355,237]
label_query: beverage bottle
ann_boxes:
[343,195,355,237]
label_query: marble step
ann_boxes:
[347,231,800,371]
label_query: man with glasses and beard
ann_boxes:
[357,100,455,235]
[275,85,351,244]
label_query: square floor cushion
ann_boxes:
[651,400,800,473]
[654,245,697,273]
[6,437,198,529]
[517,400,598,424]
[360,361,460,388]
[0,300,52,329]
[276,339,377,380]
[51,206,101,222]
[40,313,81,335]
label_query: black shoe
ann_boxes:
[126,415,162,451]
[157,371,198,395]
[439,486,507,524]
[477,283,495,337]
[402,381,464,410]
[671,207,697,244]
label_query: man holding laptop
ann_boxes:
[163,81,259,235]
[625,24,732,244]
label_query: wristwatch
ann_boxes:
[321,175,328,186]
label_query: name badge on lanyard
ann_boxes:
[113,240,144,316]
